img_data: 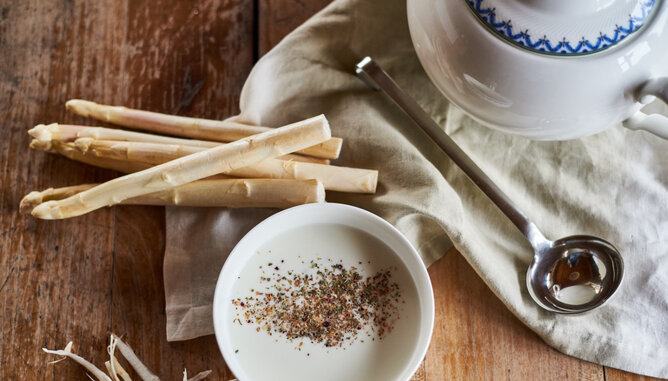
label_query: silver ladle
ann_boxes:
[356,57,624,314]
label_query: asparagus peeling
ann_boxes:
[43,342,112,381]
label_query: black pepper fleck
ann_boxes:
[231,259,402,349]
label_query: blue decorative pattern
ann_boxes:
[466,0,657,55]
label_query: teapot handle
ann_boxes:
[623,78,668,139]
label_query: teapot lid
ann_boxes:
[466,0,658,55]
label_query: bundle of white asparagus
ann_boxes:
[22,100,378,219]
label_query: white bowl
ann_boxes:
[212,203,434,381]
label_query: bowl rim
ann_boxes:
[212,202,435,381]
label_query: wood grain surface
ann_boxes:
[0,0,662,380]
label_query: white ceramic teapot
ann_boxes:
[407,0,668,140]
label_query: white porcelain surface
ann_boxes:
[212,203,435,381]
[407,0,668,140]
[466,0,657,55]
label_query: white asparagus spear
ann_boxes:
[115,178,326,208]
[232,159,377,194]
[65,100,343,159]
[30,115,331,219]
[30,140,153,173]
[29,140,234,185]
[29,123,329,164]
[73,137,201,164]
[22,179,325,212]
[29,122,218,147]
[72,138,377,193]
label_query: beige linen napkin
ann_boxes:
[164,0,668,377]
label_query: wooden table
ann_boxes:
[0,1,660,380]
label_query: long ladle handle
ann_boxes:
[355,57,549,249]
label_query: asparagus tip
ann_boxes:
[27,123,45,138]
[31,201,63,220]
[20,191,46,214]
[29,139,52,151]
[66,99,96,117]
[28,123,59,141]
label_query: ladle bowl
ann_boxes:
[528,235,624,314]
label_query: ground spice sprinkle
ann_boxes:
[232,259,403,348]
